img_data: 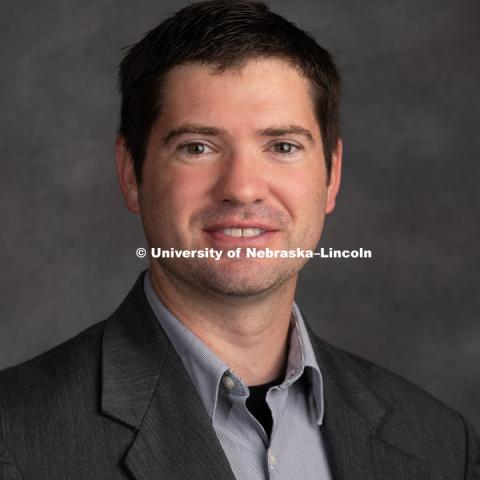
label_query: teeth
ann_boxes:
[243,228,264,237]
[223,228,243,237]
[222,228,265,237]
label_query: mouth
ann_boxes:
[203,222,279,246]
[221,227,266,238]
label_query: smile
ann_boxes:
[222,228,265,238]
[204,223,278,246]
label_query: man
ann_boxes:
[0,1,478,479]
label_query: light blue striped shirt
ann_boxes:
[144,272,333,479]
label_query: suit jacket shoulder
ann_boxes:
[307,331,480,479]
[0,319,104,402]
[0,318,127,479]
[325,338,464,424]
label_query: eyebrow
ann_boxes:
[261,125,315,145]
[162,123,316,145]
[162,124,226,145]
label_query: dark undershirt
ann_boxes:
[245,376,284,440]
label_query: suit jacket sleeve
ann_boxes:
[0,437,21,480]
[464,416,480,479]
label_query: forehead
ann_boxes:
[157,58,319,135]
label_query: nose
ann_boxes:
[213,149,268,205]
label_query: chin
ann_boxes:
[156,255,307,298]
[191,260,303,298]
[196,276,287,297]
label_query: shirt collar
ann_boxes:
[144,271,324,425]
[290,302,325,424]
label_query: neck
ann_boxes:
[149,263,297,386]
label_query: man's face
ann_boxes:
[118,57,341,297]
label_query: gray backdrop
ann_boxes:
[1,0,479,431]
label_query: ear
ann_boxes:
[325,138,342,214]
[115,136,140,213]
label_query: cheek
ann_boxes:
[272,165,327,223]
[141,166,213,234]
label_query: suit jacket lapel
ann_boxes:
[101,273,235,480]
[308,328,430,480]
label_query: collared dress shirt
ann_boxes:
[144,272,333,479]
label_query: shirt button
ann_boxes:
[222,374,236,390]
[269,453,277,469]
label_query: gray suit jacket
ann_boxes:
[0,271,479,479]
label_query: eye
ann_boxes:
[178,142,214,156]
[271,142,302,154]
